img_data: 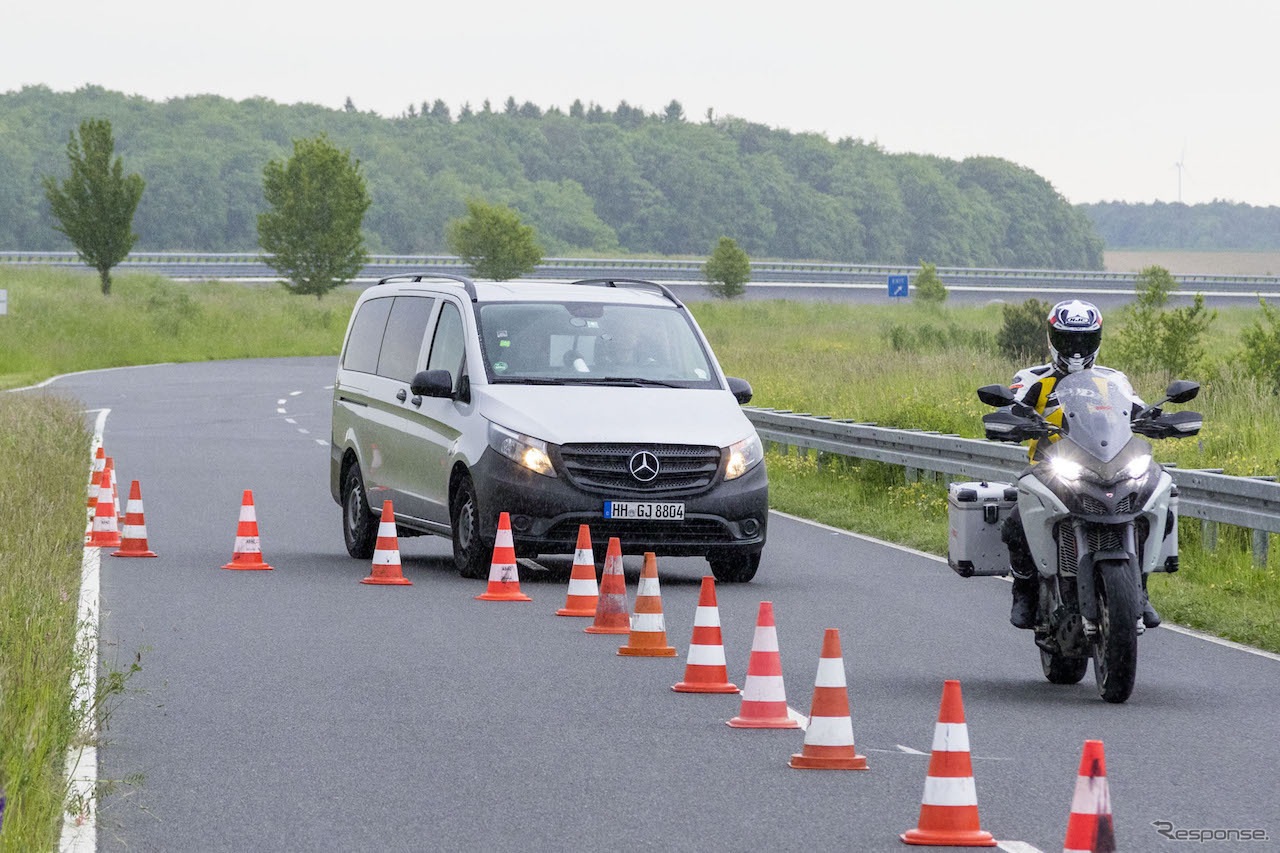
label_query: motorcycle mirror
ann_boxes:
[1164,379,1200,404]
[977,384,1016,407]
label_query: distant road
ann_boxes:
[5,251,1280,306]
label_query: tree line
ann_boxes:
[0,85,1104,268]
[1080,200,1280,251]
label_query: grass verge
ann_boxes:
[0,395,90,850]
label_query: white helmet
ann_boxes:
[1047,299,1102,373]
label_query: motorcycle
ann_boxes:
[975,370,1202,703]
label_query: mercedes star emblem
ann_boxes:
[628,450,660,483]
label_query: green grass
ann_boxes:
[0,395,90,850]
[0,268,355,390]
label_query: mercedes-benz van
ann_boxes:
[330,275,767,582]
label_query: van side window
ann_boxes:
[427,302,466,387]
[342,297,393,374]
[376,296,435,382]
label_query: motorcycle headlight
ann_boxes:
[725,434,764,481]
[1049,457,1084,481]
[1125,454,1152,480]
[488,422,556,477]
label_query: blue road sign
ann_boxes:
[888,275,909,298]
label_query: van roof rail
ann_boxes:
[565,277,683,307]
[377,272,478,302]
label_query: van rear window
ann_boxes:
[343,297,393,374]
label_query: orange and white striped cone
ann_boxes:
[87,458,122,548]
[112,480,157,558]
[618,552,677,657]
[901,679,996,847]
[556,525,599,616]
[672,576,738,693]
[361,500,412,585]
[790,629,867,769]
[221,489,274,570]
[585,537,630,634]
[109,459,122,522]
[728,601,800,729]
[87,444,105,513]
[1063,740,1115,853]
[476,512,531,601]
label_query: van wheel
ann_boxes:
[708,551,760,583]
[341,464,378,559]
[451,475,493,580]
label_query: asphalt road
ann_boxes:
[34,357,1280,852]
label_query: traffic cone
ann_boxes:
[585,537,630,634]
[87,459,122,548]
[87,444,105,511]
[476,512,531,601]
[1063,740,1115,853]
[556,525,599,616]
[789,629,867,769]
[111,480,157,558]
[672,577,738,693]
[728,601,800,728]
[361,500,412,585]
[221,490,274,570]
[109,459,121,522]
[900,680,996,847]
[618,552,677,657]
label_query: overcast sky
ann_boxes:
[6,0,1278,206]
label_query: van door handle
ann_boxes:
[396,389,407,402]
[411,396,422,407]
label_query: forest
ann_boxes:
[0,85,1104,267]
[1080,200,1280,251]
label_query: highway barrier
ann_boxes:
[743,407,1280,566]
[6,251,1280,293]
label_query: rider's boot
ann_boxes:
[1141,573,1161,628]
[1010,570,1038,630]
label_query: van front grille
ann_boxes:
[557,444,722,495]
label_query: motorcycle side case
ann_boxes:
[1155,486,1180,572]
[947,481,1018,577]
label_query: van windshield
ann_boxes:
[476,302,720,388]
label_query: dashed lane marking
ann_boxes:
[277,398,286,405]
[297,428,310,435]
[769,509,1280,664]
[997,842,1047,853]
[896,744,928,755]
[315,439,327,446]
[285,418,296,424]
[289,390,302,396]
[276,407,287,414]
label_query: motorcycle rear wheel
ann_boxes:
[1040,649,1088,684]
[1093,559,1140,703]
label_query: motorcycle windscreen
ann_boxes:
[1053,370,1135,464]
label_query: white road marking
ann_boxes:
[897,744,928,755]
[285,418,296,424]
[59,407,109,853]
[276,407,287,414]
[997,842,1047,853]
[277,398,286,405]
[770,509,1280,663]
[323,385,334,390]
[6,361,174,393]
[315,439,327,446]
[289,390,302,396]
[297,428,310,435]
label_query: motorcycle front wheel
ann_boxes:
[1093,559,1140,703]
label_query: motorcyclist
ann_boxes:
[1002,299,1162,631]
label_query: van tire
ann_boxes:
[341,464,378,560]
[451,475,493,579]
[708,551,760,583]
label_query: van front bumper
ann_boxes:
[469,448,768,558]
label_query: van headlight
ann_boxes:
[1049,457,1084,481]
[1125,454,1152,480]
[488,423,556,477]
[725,434,764,481]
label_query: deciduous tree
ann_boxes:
[446,199,543,281]
[703,236,750,299]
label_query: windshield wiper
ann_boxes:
[579,377,684,388]
[491,377,570,385]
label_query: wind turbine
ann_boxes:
[1174,141,1187,203]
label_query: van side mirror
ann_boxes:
[410,369,454,398]
[1164,379,1199,404]
[726,377,753,405]
[977,384,1016,407]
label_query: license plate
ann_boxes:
[603,501,685,521]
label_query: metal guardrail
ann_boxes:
[743,407,1280,565]
[5,251,1280,293]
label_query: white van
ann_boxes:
[330,275,768,581]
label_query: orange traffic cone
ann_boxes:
[790,629,867,769]
[1063,740,1115,853]
[112,480,158,558]
[618,552,677,657]
[221,490,274,570]
[728,601,800,729]
[901,680,996,847]
[672,577,737,693]
[476,512,531,601]
[109,459,122,522]
[87,458,122,548]
[556,525,599,616]
[87,444,105,512]
[361,500,413,585]
[585,537,630,634]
